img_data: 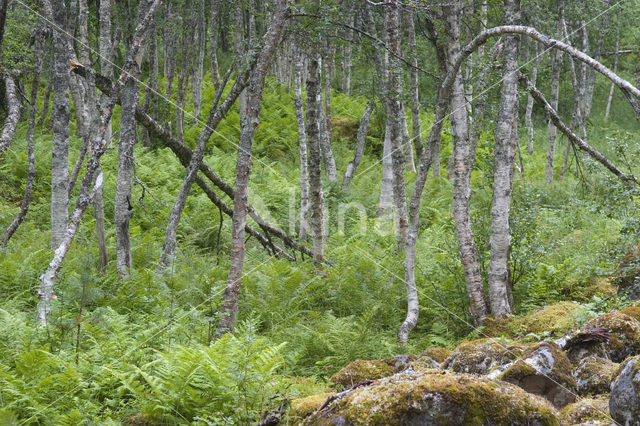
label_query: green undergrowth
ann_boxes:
[1,69,639,422]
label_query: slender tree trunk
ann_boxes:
[51,1,70,249]
[376,122,393,217]
[407,12,423,162]
[0,0,9,61]
[545,0,564,184]
[176,0,194,141]
[605,24,620,119]
[323,47,333,141]
[216,0,289,336]
[342,11,353,94]
[488,0,520,318]
[526,42,539,154]
[305,53,325,266]
[444,2,489,325]
[400,102,416,172]
[342,101,373,190]
[192,0,206,122]
[293,48,309,240]
[318,57,337,182]
[164,0,177,96]
[209,0,221,91]
[37,76,53,127]
[141,21,158,147]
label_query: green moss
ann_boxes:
[421,346,451,363]
[330,359,394,389]
[574,356,618,395]
[444,338,525,375]
[560,396,612,425]
[521,302,582,336]
[621,306,640,322]
[303,370,560,425]
[289,393,334,420]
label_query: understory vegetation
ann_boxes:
[1,64,639,423]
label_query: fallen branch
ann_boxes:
[519,73,638,187]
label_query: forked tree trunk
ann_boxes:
[216,0,289,336]
[342,101,374,190]
[51,0,70,249]
[305,53,325,266]
[487,0,520,318]
[293,48,309,240]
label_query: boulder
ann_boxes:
[289,393,334,421]
[330,356,416,389]
[559,396,612,425]
[443,338,525,375]
[576,312,640,363]
[609,355,640,425]
[302,369,560,425]
[521,302,582,336]
[573,356,619,396]
[420,346,451,364]
[497,342,577,408]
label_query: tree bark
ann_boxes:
[305,54,325,266]
[115,74,140,278]
[545,0,563,184]
[38,0,161,326]
[487,0,520,318]
[176,0,195,141]
[209,0,221,91]
[163,0,177,96]
[376,122,393,217]
[318,56,337,183]
[216,0,289,336]
[604,24,620,119]
[51,0,70,249]
[293,48,309,240]
[525,42,539,154]
[444,2,489,325]
[192,0,206,122]
[0,73,21,157]
[407,12,423,162]
[342,101,374,190]
[141,21,158,147]
[400,102,416,173]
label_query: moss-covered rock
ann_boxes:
[559,396,612,425]
[621,306,640,323]
[575,312,640,363]
[609,355,640,425]
[421,346,451,363]
[443,338,525,375]
[289,393,334,421]
[573,356,619,396]
[302,369,560,425]
[330,360,394,389]
[497,342,577,408]
[330,356,417,389]
[521,302,583,336]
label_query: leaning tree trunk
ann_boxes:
[216,0,289,336]
[487,0,520,318]
[444,2,489,325]
[305,53,325,267]
[293,48,309,240]
[38,0,161,326]
[50,0,70,249]
[342,101,374,190]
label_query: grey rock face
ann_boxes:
[610,355,640,426]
